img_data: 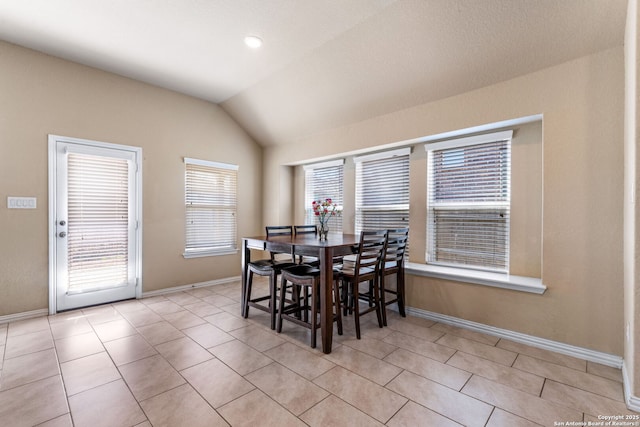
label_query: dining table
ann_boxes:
[241,232,360,354]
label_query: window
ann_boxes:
[304,160,344,233]
[355,148,410,233]
[426,131,512,272]
[184,158,238,258]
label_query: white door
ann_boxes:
[49,135,142,312]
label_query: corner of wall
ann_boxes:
[624,0,639,408]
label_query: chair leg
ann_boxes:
[333,279,343,335]
[380,274,388,327]
[397,270,406,317]
[243,270,254,319]
[353,280,361,340]
[341,280,349,317]
[291,283,302,320]
[268,270,277,330]
[311,282,318,349]
[372,277,383,329]
[303,286,309,323]
[276,275,287,333]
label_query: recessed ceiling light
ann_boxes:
[244,35,263,49]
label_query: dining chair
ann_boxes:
[266,225,296,262]
[293,225,319,265]
[379,228,409,326]
[276,263,343,348]
[243,226,296,330]
[294,224,317,235]
[335,229,387,339]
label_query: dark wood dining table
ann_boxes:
[241,233,360,354]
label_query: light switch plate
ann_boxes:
[7,197,37,209]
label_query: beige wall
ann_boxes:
[0,39,625,357]
[265,47,624,355]
[0,41,263,316]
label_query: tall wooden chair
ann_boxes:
[336,230,387,339]
[277,264,343,348]
[294,224,318,235]
[294,225,319,265]
[243,226,295,330]
[379,228,409,326]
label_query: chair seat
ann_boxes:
[248,259,274,269]
[340,266,375,276]
[299,256,320,266]
[249,259,297,271]
[273,260,298,269]
[382,260,398,270]
[283,264,320,277]
[336,257,374,276]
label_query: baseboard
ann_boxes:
[622,361,640,412]
[141,276,241,298]
[406,306,623,369]
[0,308,49,325]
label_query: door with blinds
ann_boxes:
[49,135,142,312]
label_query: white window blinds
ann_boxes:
[355,148,410,233]
[67,153,130,292]
[304,160,344,233]
[184,158,238,257]
[426,131,512,272]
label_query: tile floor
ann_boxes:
[0,278,637,426]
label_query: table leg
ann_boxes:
[241,239,250,317]
[319,246,334,354]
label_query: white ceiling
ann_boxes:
[0,0,628,146]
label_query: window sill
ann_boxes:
[183,249,238,259]
[405,262,546,295]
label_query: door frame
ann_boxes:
[48,134,143,314]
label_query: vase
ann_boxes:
[319,222,329,241]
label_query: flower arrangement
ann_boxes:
[312,198,340,240]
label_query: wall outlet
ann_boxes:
[7,197,37,209]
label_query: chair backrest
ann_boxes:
[354,230,387,277]
[266,226,294,261]
[384,228,409,269]
[266,225,293,237]
[294,225,317,235]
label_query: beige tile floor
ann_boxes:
[0,278,637,426]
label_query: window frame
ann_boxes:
[425,130,512,273]
[354,147,411,234]
[183,157,239,258]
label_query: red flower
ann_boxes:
[311,198,341,227]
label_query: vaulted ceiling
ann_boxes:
[0,0,627,146]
